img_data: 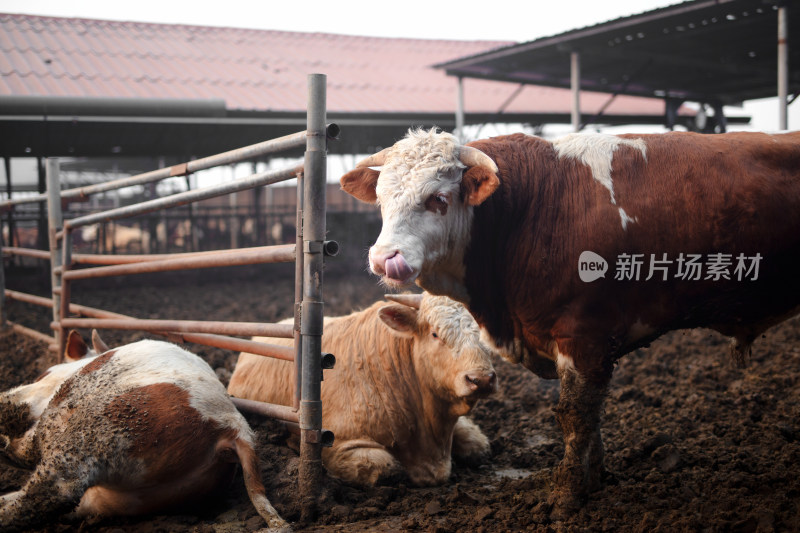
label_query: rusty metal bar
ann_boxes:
[7,320,56,346]
[2,246,51,260]
[57,317,294,338]
[59,228,73,357]
[62,244,295,280]
[68,245,285,265]
[0,131,308,209]
[299,72,327,521]
[5,289,52,308]
[230,397,299,424]
[4,289,294,361]
[64,164,303,231]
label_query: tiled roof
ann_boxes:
[0,13,669,117]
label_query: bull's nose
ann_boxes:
[465,371,497,394]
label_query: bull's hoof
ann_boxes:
[547,491,585,522]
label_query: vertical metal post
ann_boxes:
[59,227,73,357]
[571,51,581,132]
[45,158,64,358]
[0,217,5,330]
[455,76,465,143]
[294,176,304,412]
[778,3,789,131]
[299,73,326,521]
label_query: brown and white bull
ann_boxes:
[340,127,800,516]
[0,331,289,532]
[228,293,496,486]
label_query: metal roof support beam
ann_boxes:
[456,77,465,142]
[571,52,581,132]
[778,3,789,130]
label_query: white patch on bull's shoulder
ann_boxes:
[618,208,637,230]
[552,133,646,228]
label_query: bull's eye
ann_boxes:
[431,331,439,339]
[424,193,449,216]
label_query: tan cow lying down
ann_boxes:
[228,293,497,486]
[0,331,289,532]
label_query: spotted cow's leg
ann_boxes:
[0,463,89,532]
[548,361,610,519]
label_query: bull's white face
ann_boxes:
[342,129,499,303]
[379,293,497,415]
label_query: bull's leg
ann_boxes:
[548,363,610,519]
[323,439,404,486]
[0,465,88,532]
[451,416,491,464]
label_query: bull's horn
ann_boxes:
[385,293,423,309]
[458,146,498,172]
[355,147,392,168]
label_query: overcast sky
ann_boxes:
[1,0,795,130]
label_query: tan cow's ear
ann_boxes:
[64,330,89,362]
[462,166,500,206]
[340,168,380,204]
[91,329,110,354]
[378,305,417,338]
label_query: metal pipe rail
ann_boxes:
[59,244,295,280]
[0,130,308,210]
[57,317,294,339]
[63,164,303,230]
[4,289,295,360]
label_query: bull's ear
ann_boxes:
[378,305,417,338]
[91,329,110,354]
[340,168,379,204]
[64,330,89,362]
[462,166,500,206]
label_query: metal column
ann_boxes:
[778,3,789,131]
[299,73,327,520]
[571,51,581,132]
[45,159,64,357]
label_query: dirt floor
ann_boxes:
[2,262,799,532]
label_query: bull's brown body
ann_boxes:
[340,128,800,516]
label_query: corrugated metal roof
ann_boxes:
[0,13,670,117]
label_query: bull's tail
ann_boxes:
[234,436,291,531]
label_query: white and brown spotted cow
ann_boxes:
[340,127,800,517]
[0,331,289,532]
[228,293,496,487]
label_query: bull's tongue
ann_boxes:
[385,253,414,282]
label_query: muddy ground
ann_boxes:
[2,262,799,532]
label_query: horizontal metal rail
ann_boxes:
[56,317,294,338]
[4,289,294,360]
[0,130,308,209]
[69,245,288,265]
[60,244,295,280]
[230,397,299,424]
[2,246,50,260]
[63,163,303,230]
[7,320,56,346]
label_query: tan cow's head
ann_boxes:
[340,128,499,302]
[378,292,496,415]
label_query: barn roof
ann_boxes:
[0,13,694,158]
[436,0,797,107]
